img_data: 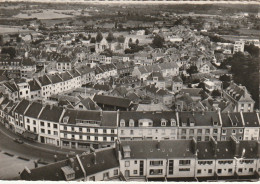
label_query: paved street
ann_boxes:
[0,124,86,179]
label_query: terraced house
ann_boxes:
[59,110,117,149]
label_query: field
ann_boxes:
[237,28,260,36]
[0,25,34,34]
[13,9,76,20]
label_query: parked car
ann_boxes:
[13,138,24,144]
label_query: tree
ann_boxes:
[129,38,132,44]
[211,90,221,97]
[186,65,198,75]
[145,29,150,35]
[219,74,231,82]
[152,34,165,48]
[135,39,139,45]
[88,34,91,40]
[1,47,16,59]
[106,31,115,43]
[90,37,96,43]
[245,44,260,57]
[96,31,103,43]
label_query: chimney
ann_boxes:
[24,167,31,174]
[191,137,197,155]
[231,136,239,157]
[257,141,260,158]
[210,136,218,158]
[90,146,95,153]
[34,160,38,168]
[93,152,97,164]
[156,140,161,150]
[116,109,120,127]
[201,109,204,115]
[69,158,75,168]
[192,109,195,116]
[115,139,121,161]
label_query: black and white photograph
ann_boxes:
[0,0,259,182]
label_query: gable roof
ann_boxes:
[14,99,30,114]
[38,105,64,122]
[24,102,43,119]
[93,94,132,108]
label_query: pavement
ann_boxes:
[0,123,86,164]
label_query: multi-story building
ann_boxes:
[19,137,260,181]
[118,111,178,141]
[38,104,64,146]
[56,55,73,72]
[233,41,245,53]
[59,110,117,149]
[223,82,255,112]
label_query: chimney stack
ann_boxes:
[257,141,260,158]
[210,136,218,158]
[69,158,75,168]
[156,140,161,150]
[231,136,239,157]
[93,152,97,164]
[191,137,197,155]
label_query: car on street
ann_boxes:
[13,138,24,144]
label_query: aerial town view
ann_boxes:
[0,0,259,182]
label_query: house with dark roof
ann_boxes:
[172,76,183,93]
[20,148,120,181]
[76,65,95,85]
[37,105,65,146]
[74,96,101,111]
[28,80,41,100]
[223,82,255,112]
[145,85,173,106]
[180,88,203,102]
[146,71,166,89]
[93,94,132,111]
[56,55,73,72]
[13,99,30,134]
[59,109,117,149]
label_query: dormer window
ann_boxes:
[161,119,167,126]
[190,121,195,126]
[213,121,218,126]
[63,116,69,124]
[171,119,176,126]
[182,122,187,127]
[129,119,134,127]
[120,119,125,127]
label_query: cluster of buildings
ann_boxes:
[20,137,260,181]
[0,92,259,150]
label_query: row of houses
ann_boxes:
[20,138,260,181]
[3,65,95,101]
[0,96,260,149]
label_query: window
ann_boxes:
[64,126,67,131]
[205,136,209,141]
[222,129,226,135]
[182,129,186,134]
[179,160,190,166]
[190,129,194,135]
[197,136,201,141]
[179,168,190,172]
[228,168,232,173]
[197,169,201,174]
[205,129,210,134]
[48,123,50,128]
[87,128,90,133]
[103,129,107,134]
[125,161,130,167]
[87,136,90,140]
[27,119,30,123]
[198,129,202,134]
[217,169,222,174]
[40,121,44,126]
[208,169,212,174]
[135,160,137,164]
[103,137,107,141]
[95,129,98,133]
[114,169,118,176]
[53,124,57,129]
[111,129,115,134]
[33,120,36,125]
[239,129,243,133]
[54,131,58,135]
[79,128,82,132]
[41,129,45,133]
[150,160,163,166]
[134,170,138,174]
[130,130,134,135]
[95,137,98,141]
[232,129,236,134]
[89,176,95,181]
[79,135,82,140]
[238,168,243,173]
[249,168,253,173]
[48,130,51,134]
